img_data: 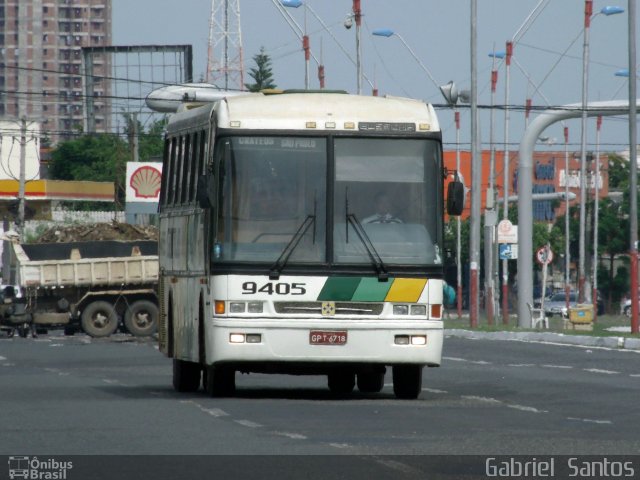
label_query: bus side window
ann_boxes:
[160,138,171,207]
[178,134,191,204]
[190,131,204,203]
[167,137,178,205]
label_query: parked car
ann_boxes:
[536,291,604,317]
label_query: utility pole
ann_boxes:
[501,41,513,325]
[353,0,362,95]
[628,0,639,334]
[578,0,593,303]
[469,0,480,328]
[17,117,27,243]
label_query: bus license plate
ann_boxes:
[309,331,347,346]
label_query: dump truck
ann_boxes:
[1,240,159,338]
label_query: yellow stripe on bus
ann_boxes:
[384,278,427,302]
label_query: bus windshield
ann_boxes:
[215,136,327,264]
[334,138,442,266]
[214,135,442,267]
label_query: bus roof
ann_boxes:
[215,92,440,134]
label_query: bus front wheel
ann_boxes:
[392,365,423,400]
[204,366,236,397]
[172,359,201,392]
[328,371,355,396]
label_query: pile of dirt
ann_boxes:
[33,222,158,243]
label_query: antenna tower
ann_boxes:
[206,0,245,90]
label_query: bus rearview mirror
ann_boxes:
[446,181,464,216]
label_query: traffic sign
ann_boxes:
[497,219,518,243]
[536,246,554,265]
[499,243,518,260]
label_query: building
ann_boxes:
[444,150,609,222]
[0,0,112,142]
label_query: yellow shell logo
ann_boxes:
[130,166,162,199]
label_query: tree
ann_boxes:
[244,46,277,92]
[49,133,129,208]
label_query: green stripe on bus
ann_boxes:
[317,276,362,301]
[351,277,394,301]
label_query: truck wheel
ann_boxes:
[173,359,201,392]
[81,301,119,338]
[124,300,158,336]
[204,365,235,397]
[392,365,423,400]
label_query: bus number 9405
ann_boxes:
[242,281,306,295]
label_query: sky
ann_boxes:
[112,0,638,154]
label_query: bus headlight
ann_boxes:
[393,304,409,315]
[230,302,246,313]
[410,305,427,316]
[247,302,264,313]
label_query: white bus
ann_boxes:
[157,90,463,399]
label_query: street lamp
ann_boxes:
[279,0,312,89]
[578,2,625,303]
[372,28,442,93]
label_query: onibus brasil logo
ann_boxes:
[8,456,72,479]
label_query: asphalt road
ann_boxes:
[1,331,639,478]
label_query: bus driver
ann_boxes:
[363,192,403,224]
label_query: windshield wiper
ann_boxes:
[269,214,316,280]
[346,212,389,281]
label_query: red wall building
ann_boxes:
[444,150,609,221]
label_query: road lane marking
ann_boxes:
[444,356,493,365]
[508,363,536,367]
[0,356,6,361]
[421,388,448,394]
[180,400,230,418]
[374,458,422,475]
[541,364,573,369]
[235,419,263,428]
[507,404,548,414]
[567,417,612,425]
[329,443,350,449]
[462,395,502,404]
[273,431,307,440]
[583,368,619,375]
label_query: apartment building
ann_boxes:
[0,0,112,143]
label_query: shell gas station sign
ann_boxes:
[126,162,162,204]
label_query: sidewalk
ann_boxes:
[446,328,640,351]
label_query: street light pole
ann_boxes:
[470,0,480,327]
[578,3,625,303]
[353,0,362,95]
[629,0,639,334]
[485,55,499,325]
[455,109,463,318]
[578,0,593,304]
[502,40,513,325]
[564,126,571,310]
[592,115,602,321]
[371,29,441,92]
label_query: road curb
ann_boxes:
[446,329,640,351]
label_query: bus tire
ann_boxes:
[357,371,385,393]
[124,300,158,337]
[392,365,423,400]
[327,371,355,396]
[81,301,119,338]
[204,366,236,397]
[172,359,201,392]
